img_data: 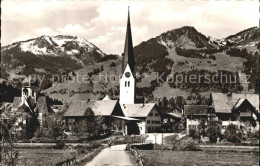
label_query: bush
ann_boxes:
[172,136,200,151]
[206,121,221,143]
[224,124,243,143]
[182,141,199,151]
[55,140,65,149]
[189,128,199,139]
[247,130,259,139]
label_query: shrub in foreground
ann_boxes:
[189,128,199,139]
[206,121,221,143]
[224,124,243,143]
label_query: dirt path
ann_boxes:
[85,144,133,166]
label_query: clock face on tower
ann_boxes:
[125,72,131,78]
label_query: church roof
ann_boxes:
[64,100,120,117]
[122,7,135,75]
[211,93,259,113]
[120,103,156,118]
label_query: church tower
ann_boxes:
[120,7,136,104]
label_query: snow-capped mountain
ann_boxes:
[1,35,109,89]
[2,35,106,66]
[224,27,259,46]
[208,37,227,46]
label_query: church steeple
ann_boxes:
[120,7,136,104]
[122,7,135,76]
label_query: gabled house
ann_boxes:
[121,103,161,134]
[35,96,55,126]
[63,99,136,135]
[162,107,183,132]
[184,105,208,134]
[210,92,259,131]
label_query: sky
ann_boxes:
[2,0,258,55]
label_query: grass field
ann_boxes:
[17,148,76,166]
[138,150,259,166]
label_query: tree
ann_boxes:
[224,124,243,143]
[206,121,221,143]
[0,104,19,165]
[189,128,199,139]
[72,108,105,139]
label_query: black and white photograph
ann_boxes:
[0,0,259,165]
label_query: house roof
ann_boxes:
[234,98,246,109]
[111,115,140,121]
[211,93,259,113]
[64,100,119,117]
[102,94,111,101]
[12,97,22,109]
[166,112,182,118]
[120,103,156,118]
[184,105,208,116]
[12,97,35,114]
[35,96,54,114]
[26,96,37,109]
[51,105,63,113]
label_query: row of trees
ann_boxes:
[175,47,216,60]
[189,122,259,144]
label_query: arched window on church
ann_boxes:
[128,81,130,87]
[125,81,127,87]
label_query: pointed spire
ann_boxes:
[122,6,135,75]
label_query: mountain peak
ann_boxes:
[158,26,213,49]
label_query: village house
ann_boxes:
[162,107,183,132]
[184,92,259,134]
[63,97,139,135]
[11,78,54,131]
[121,103,161,134]
[184,105,208,134]
[210,92,259,132]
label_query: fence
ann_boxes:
[128,146,145,166]
[130,140,153,145]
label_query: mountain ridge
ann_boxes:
[1,26,259,103]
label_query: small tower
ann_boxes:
[21,77,38,104]
[120,7,136,104]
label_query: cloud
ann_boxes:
[2,0,258,55]
[57,24,86,35]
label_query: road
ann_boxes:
[86,144,133,166]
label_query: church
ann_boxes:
[64,8,162,135]
[119,7,162,134]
